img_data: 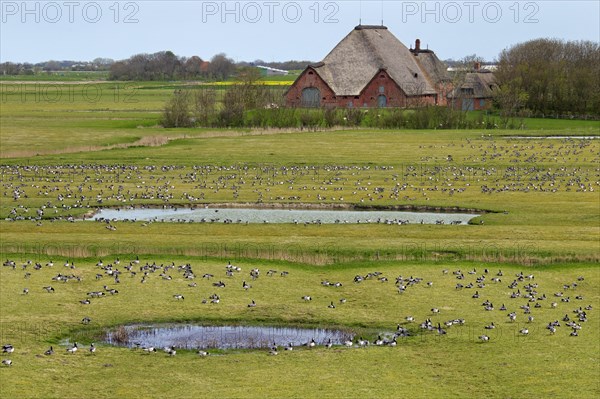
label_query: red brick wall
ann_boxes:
[354,70,407,108]
[285,67,336,107]
[286,67,439,108]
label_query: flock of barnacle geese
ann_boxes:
[1,257,593,365]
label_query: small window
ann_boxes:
[414,73,418,78]
[379,86,385,94]
[380,74,385,78]
[354,96,359,99]
[308,71,314,75]
[347,102,353,108]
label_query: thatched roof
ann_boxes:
[449,71,497,99]
[310,25,449,96]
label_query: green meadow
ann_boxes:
[0,81,598,398]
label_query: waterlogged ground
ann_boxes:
[106,324,354,349]
[94,207,479,225]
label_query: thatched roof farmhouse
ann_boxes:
[448,63,498,110]
[286,25,452,108]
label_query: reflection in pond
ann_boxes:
[508,136,598,140]
[106,324,355,350]
[94,207,479,225]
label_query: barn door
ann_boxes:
[301,87,321,107]
[462,98,474,111]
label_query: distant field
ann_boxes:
[0,79,598,398]
[0,71,110,81]
[1,81,598,157]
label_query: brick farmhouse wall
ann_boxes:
[285,68,441,108]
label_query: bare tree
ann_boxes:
[208,53,235,81]
[162,90,194,128]
[194,88,217,126]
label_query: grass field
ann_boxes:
[0,81,598,398]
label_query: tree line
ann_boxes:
[495,38,599,117]
[108,52,234,81]
[1,52,313,80]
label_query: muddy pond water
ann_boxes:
[105,324,355,350]
[94,207,479,225]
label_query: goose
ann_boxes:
[81,317,91,324]
[268,348,278,356]
[43,286,55,293]
[67,342,78,354]
[306,338,316,348]
[325,339,333,348]
[479,335,490,342]
[2,344,14,354]
[142,346,157,353]
[197,350,208,357]
[173,294,184,300]
[1,359,11,366]
[388,338,397,347]
[436,323,447,335]
[374,335,385,345]
[519,328,529,335]
[22,288,29,295]
[44,346,54,356]
[405,316,414,323]
[339,298,347,304]
[167,346,176,356]
[301,296,312,302]
[89,343,96,354]
[327,301,336,309]
[431,308,440,314]
[570,329,578,337]
[343,339,353,347]
[247,300,256,308]
[357,337,369,347]
[284,342,293,351]
[485,322,496,330]
[242,281,251,290]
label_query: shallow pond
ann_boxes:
[508,136,599,140]
[106,324,354,350]
[94,207,479,225]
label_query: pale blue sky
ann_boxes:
[1,1,598,63]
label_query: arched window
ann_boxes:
[377,95,387,107]
[301,87,321,107]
